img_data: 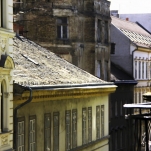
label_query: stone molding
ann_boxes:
[14,85,116,103]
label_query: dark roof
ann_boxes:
[111,16,151,48]
[13,36,110,86]
[111,62,137,84]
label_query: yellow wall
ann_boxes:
[15,90,111,151]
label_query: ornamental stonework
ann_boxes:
[0,37,7,52]
[1,135,8,146]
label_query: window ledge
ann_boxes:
[0,130,12,135]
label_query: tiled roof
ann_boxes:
[13,36,108,86]
[111,16,151,48]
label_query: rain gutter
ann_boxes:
[28,82,115,90]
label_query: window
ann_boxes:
[53,112,59,151]
[29,116,36,151]
[57,17,68,39]
[120,130,123,149]
[135,61,137,79]
[146,62,148,79]
[150,62,151,79]
[139,61,141,79]
[135,92,137,104]
[101,105,104,137]
[104,61,108,81]
[44,113,51,151]
[17,117,25,151]
[0,0,6,27]
[97,60,102,78]
[1,0,3,27]
[96,106,100,139]
[120,100,123,116]
[115,101,117,116]
[82,108,87,145]
[111,43,115,54]
[88,107,92,142]
[65,110,71,151]
[105,21,108,43]
[139,92,141,103]
[72,109,77,148]
[142,62,144,79]
[97,20,101,42]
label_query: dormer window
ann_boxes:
[57,17,68,39]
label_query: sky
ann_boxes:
[109,0,151,14]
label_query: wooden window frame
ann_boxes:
[101,105,104,137]
[88,107,92,142]
[72,109,77,148]
[65,110,71,151]
[82,108,87,145]
[96,106,100,139]
[44,113,51,151]
[29,115,36,151]
[53,112,59,151]
[17,117,25,151]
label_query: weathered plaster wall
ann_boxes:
[15,94,109,151]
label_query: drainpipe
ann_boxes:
[13,86,32,150]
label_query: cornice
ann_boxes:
[14,86,116,104]
[137,47,151,52]
[0,28,15,38]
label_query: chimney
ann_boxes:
[126,18,129,21]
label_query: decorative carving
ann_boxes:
[1,135,8,146]
[0,37,7,52]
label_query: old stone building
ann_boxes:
[13,0,111,81]
[12,35,116,151]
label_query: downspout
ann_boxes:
[13,86,33,150]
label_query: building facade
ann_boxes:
[111,16,151,104]
[12,36,116,151]
[0,0,15,150]
[13,0,111,81]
